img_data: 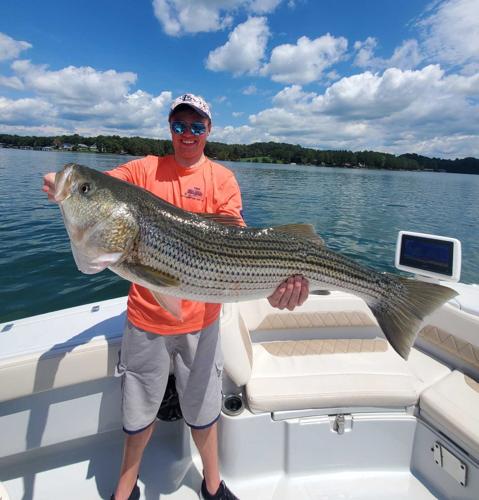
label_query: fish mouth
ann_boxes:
[54,164,75,202]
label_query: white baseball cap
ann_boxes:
[169,93,212,121]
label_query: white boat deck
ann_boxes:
[1,288,479,500]
[0,426,436,500]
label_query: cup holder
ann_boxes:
[222,394,244,416]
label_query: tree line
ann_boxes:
[1,133,477,174]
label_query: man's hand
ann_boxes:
[42,172,57,201]
[268,275,309,311]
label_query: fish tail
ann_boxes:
[368,277,457,360]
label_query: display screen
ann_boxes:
[400,235,454,276]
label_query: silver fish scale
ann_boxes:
[126,205,394,303]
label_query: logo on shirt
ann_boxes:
[183,186,203,200]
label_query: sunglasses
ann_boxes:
[170,121,207,136]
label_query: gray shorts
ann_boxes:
[116,319,223,433]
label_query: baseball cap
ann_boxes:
[169,93,212,121]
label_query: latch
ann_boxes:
[330,413,352,435]
[433,442,467,487]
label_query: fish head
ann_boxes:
[55,163,138,274]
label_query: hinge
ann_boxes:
[330,413,352,435]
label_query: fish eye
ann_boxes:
[80,182,91,194]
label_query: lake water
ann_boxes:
[1,148,478,323]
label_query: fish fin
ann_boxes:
[369,277,457,360]
[149,290,183,321]
[130,264,182,319]
[273,224,325,245]
[133,264,180,287]
[198,213,244,226]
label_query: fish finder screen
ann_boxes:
[400,235,454,276]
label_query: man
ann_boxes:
[43,93,309,500]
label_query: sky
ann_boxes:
[0,0,478,159]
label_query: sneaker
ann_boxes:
[200,479,239,500]
[110,476,140,500]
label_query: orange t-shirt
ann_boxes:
[107,155,244,335]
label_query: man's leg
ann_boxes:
[191,422,220,495]
[174,321,237,498]
[114,423,155,500]
[114,321,170,499]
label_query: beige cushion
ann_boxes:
[246,340,419,413]
[254,310,377,331]
[420,370,479,458]
[238,293,378,332]
[0,339,120,402]
[419,324,479,369]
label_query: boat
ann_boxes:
[1,231,478,499]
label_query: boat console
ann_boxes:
[395,231,479,317]
[395,230,462,282]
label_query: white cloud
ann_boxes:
[58,89,172,130]
[313,66,445,119]
[0,60,173,138]
[354,1,477,75]
[389,39,422,70]
[11,60,137,104]
[211,124,268,144]
[326,70,341,81]
[0,32,32,61]
[0,96,55,125]
[261,34,348,84]
[0,123,71,136]
[353,37,377,68]
[152,0,282,36]
[0,75,24,90]
[272,84,315,107]
[249,0,282,13]
[152,0,233,36]
[354,37,422,70]
[418,0,479,68]
[216,65,479,158]
[242,84,257,95]
[206,17,270,75]
[232,111,244,117]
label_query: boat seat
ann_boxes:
[220,296,451,414]
[419,370,479,459]
[415,303,479,381]
[0,298,126,402]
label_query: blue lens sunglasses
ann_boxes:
[170,121,207,136]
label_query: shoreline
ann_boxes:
[0,146,474,175]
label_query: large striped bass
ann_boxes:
[54,163,457,359]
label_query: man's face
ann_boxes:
[169,108,211,164]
